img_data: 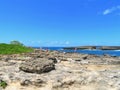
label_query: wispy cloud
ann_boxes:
[103,5,120,15]
[47,41,70,46]
[25,40,71,46]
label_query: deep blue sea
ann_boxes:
[33,47,120,56]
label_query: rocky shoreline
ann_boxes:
[0,49,120,90]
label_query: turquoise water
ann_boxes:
[33,47,120,56]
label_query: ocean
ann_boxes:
[33,47,120,56]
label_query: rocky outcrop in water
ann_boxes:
[64,46,120,50]
[100,46,120,50]
[63,46,96,50]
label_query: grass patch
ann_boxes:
[0,43,33,54]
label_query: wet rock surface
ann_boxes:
[0,49,120,90]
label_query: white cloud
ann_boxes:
[65,41,70,45]
[103,5,120,15]
[103,9,112,15]
[43,41,71,46]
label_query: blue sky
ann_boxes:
[0,0,120,46]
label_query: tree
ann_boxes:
[10,40,24,46]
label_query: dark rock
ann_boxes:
[48,57,57,63]
[75,60,81,62]
[4,58,11,61]
[100,46,120,50]
[82,56,88,60]
[33,79,45,87]
[63,46,96,50]
[19,59,55,74]
[20,79,32,86]
[103,54,112,57]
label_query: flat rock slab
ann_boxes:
[19,59,55,74]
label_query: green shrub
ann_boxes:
[0,80,7,89]
[0,43,33,54]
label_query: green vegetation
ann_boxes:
[0,43,33,54]
[0,80,7,89]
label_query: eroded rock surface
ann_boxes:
[19,59,55,74]
[0,49,119,90]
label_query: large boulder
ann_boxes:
[19,59,55,74]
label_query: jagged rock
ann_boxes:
[0,49,120,90]
[19,59,55,74]
[48,57,58,63]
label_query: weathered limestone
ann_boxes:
[19,59,55,74]
[0,49,119,90]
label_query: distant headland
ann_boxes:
[63,46,120,50]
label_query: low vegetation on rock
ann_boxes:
[0,80,7,89]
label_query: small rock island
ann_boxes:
[64,46,120,50]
